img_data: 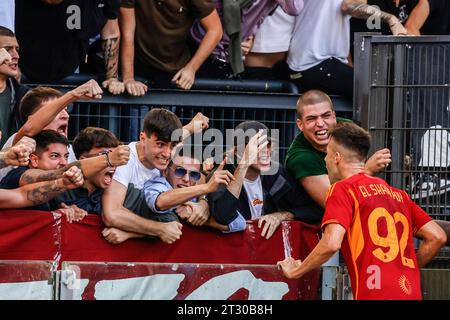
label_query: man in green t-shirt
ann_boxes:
[285,89,450,247]
[285,89,392,213]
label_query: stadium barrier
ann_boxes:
[0,210,322,300]
[23,77,353,161]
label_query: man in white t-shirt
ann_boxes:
[244,6,296,80]
[287,0,409,100]
[101,108,210,244]
[287,0,354,100]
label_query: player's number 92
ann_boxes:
[367,208,415,269]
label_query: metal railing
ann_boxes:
[24,77,352,161]
[354,34,450,266]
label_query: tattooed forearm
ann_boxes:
[102,37,120,79]
[26,181,66,205]
[344,3,396,25]
[19,168,65,185]
[66,161,82,171]
[19,161,82,186]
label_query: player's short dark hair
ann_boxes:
[32,130,69,155]
[19,87,63,122]
[142,108,183,142]
[296,90,334,118]
[0,26,15,37]
[73,127,120,159]
[329,122,371,161]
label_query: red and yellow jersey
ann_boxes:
[322,173,432,300]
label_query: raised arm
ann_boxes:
[119,6,148,96]
[0,137,36,168]
[172,10,222,90]
[13,80,103,145]
[227,132,268,198]
[0,166,84,209]
[18,145,130,186]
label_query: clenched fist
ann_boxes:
[62,166,84,189]
[5,137,36,167]
[108,145,130,167]
[70,79,103,100]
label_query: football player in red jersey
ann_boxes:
[278,122,446,300]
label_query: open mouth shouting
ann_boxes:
[315,129,329,141]
[57,123,68,137]
[103,168,116,187]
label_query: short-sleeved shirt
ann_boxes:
[322,173,432,300]
[287,0,351,72]
[0,166,50,211]
[112,141,161,190]
[121,0,215,72]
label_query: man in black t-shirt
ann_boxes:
[0,130,72,211]
[15,0,124,94]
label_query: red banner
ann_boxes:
[0,210,322,299]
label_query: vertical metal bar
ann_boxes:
[354,33,373,126]
[390,43,406,188]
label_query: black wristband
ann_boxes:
[104,151,113,167]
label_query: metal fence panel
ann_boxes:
[64,89,352,161]
[355,35,450,266]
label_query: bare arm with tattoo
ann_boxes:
[341,0,408,35]
[0,166,84,209]
[101,19,125,95]
[18,145,130,186]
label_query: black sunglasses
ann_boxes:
[172,167,201,182]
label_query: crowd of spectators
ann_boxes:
[1,1,448,96]
[0,0,449,286]
[0,0,450,239]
